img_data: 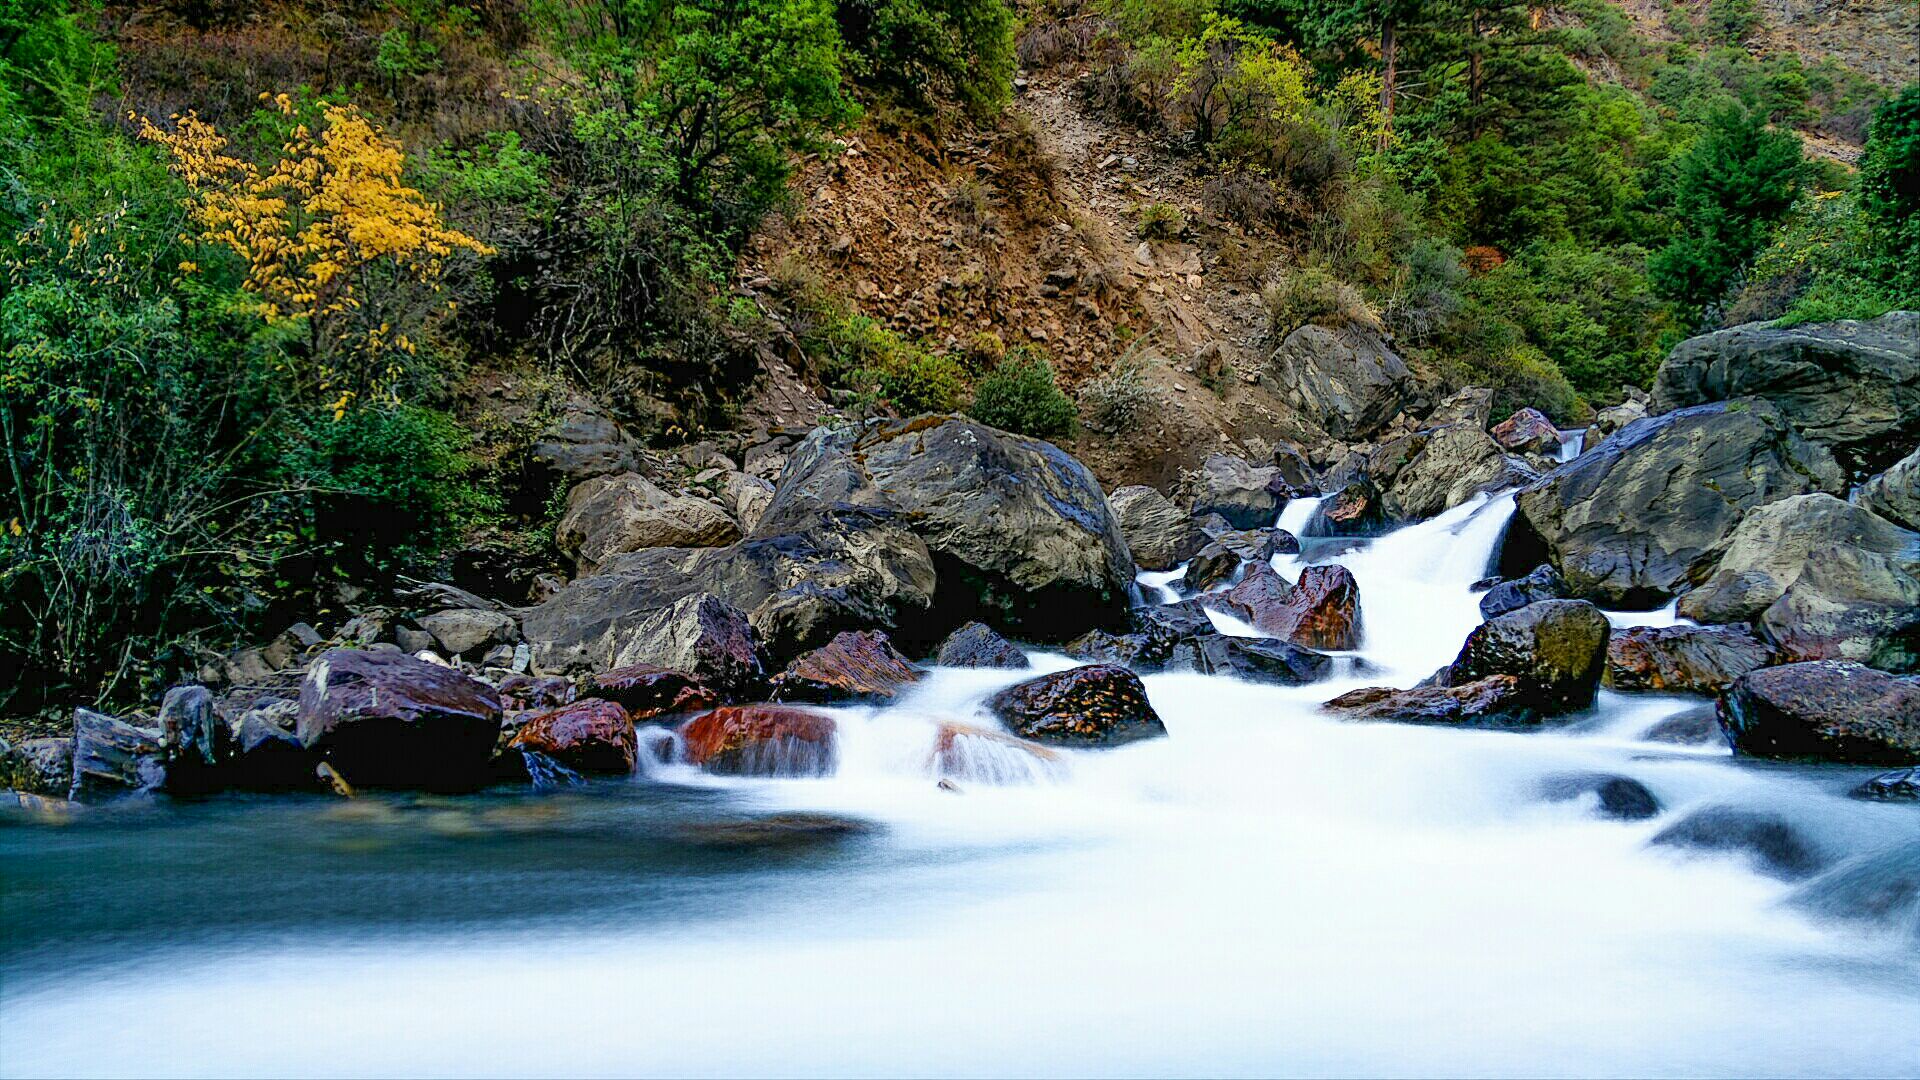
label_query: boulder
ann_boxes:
[605,593,769,697]
[156,684,228,793]
[1491,408,1561,455]
[1604,625,1777,694]
[1204,564,1360,650]
[1184,454,1289,530]
[1322,676,1534,725]
[1427,385,1493,430]
[1851,767,1919,802]
[1269,444,1319,492]
[1188,634,1333,685]
[1652,312,1920,477]
[528,406,639,485]
[1,737,73,797]
[985,665,1168,747]
[497,673,578,713]
[934,622,1029,669]
[1381,424,1535,523]
[1639,704,1728,747]
[1854,446,1920,531]
[1441,599,1610,715]
[722,471,777,534]
[1065,628,1170,670]
[508,698,638,775]
[928,723,1062,784]
[418,608,518,658]
[679,704,837,776]
[69,709,164,801]
[1650,806,1834,880]
[1306,477,1391,537]
[1718,661,1920,764]
[577,665,717,720]
[1677,494,1920,672]
[227,704,320,792]
[1108,485,1206,571]
[295,649,503,790]
[1537,773,1661,821]
[556,472,741,573]
[1478,564,1568,619]
[1270,323,1412,441]
[1581,400,1647,453]
[1181,529,1295,592]
[1505,398,1843,608]
[770,630,922,703]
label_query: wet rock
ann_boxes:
[929,723,1062,784]
[1505,398,1844,608]
[296,649,503,790]
[1786,843,1920,930]
[1,737,73,796]
[577,665,716,720]
[1605,625,1777,694]
[679,704,837,776]
[227,705,320,792]
[1189,635,1334,685]
[1270,323,1412,441]
[498,674,578,713]
[1479,565,1568,619]
[1307,477,1391,537]
[1108,485,1206,571]
[605,593,769,697]
[1650,806,1833,880]
[69,708,164,801]
[985,664,1168,747]
[508,698,638,775]
[1205,564,1361,650]
[1184,454,1290,530]
[1065,629,1169,670]
[1854,446,1920,531]
[1652,312,1920,478]
[418,608,518,659]
[1639,705,1729,746]
[1678,494,1920,672]
[1322,675,1535,725]
[1441,600,1611,715]
[1381,424,1536,524]
[556,472,741,574]
[1850,767,1919,802]
[1719,661,1920,764]
[1181,529,1293,592]
[770,630,922,703]
[677,812,874,848]
[1491,407,1561,455]
[1537,773,1662,820]
[934,622,1029,669]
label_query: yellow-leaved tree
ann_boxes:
[138,96,491,413]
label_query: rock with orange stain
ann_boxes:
[770,630,922,703]
[985,665,1166,747]
[929,723,1061,783]
[580,664,720,720]
[508,698,638,775]
[679,705,838,776]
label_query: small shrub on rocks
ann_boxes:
[969,349,1077,439]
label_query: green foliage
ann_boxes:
[1856,84,1920,292]
[1467,241,1670,398]
[1261,264,1376,336]
[969,351,1076,439]
[836,0,1015,114]
[1135,201,1189,239]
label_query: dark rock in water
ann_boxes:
[157,685,228,792]
[228,705,320,792]
[1203,564,1362,650]
[679,704,837,776]
[1270,444,1320,493]
[677,812,876,849]
[1506,398,1843,608]
[1442,600,1610,715]
[1,737,74,797]
[1851,767,1920,802]
[1677,494,1920,673]
[1108,485,1206,571]
[1650,806,1834,880]
[1719,661,1920,764]
[508,698,637,775]
[603,593,769,698]
[1308,478,1391,537]
[1322,676,1536,725]
[770,630,921,703]
[929,723,1061,784]
[1537,773,1662,821]
[1184,530,1292,592]
[295,649,503,790]
[1652,312,1920,478]
[1605,625,1777,694]
[986,665,1168,747]
[1639,705,1728,747]
[934,622,1029,669]
[1479,565,1568,620]
[1854,446,1920,531]
[69,708,164,801]
[578,665,716,720]
[1185,453,1291,529]
[498,673,579,713]
[1786,843,1920,932]
[1190,635,1333,685]
[1492,408,1561,455]
[1066,629,1170,671]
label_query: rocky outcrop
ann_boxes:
[1491,408,1560,455]
[578,665,717,720]
[1184,454,1290,530]
[1381,424,1535,523]
[295,649,502,790]
[417,608,518,658]
[1652,312,1920,477]
[1718,661,1920,764]
[1854,446,1920,531]
[770,630,921,703]
[1505,398,1843,608]
[603,593,770,696]
[1322,676,1533,724]
[1440,600,1611,715]
[985,665,1168,747]
[679,704,837,776]
[69,709,164,801]
[1678,494,1920,672]
[1108,485,1205,571]
[1604,625,1777,694]
[1203,564,1361,650]
[1270,323,1412,440]
[508,698,638,774]
[1478,565,1568,619]
[933,622,1029,669]
[555,472,741,573]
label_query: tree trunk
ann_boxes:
[1380,16,1397,150]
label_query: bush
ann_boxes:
[1437,342,1584,424]
[837,0,1016,114]
[1081,347,1164,433]
[969,351,1077,439]
[1261,266,1377,338]
[1135,201,1188,239]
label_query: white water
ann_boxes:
[6,495,1919,1078]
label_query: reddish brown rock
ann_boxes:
[497,674,577,713]
[295,649,502,790]
[1605,625,1777,694]
[508,698,638,774]
[929,722,1061,783]
[985,665,1167,747]
[1719,661,1920,764]
[1203,564,1362,650]
[679,705,838,776]
[770,630,922,703]
[1322,675,1534,724]
[580,664,720,720]
[1492,407,1561,455]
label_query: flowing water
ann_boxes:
[4,495,1919,1078]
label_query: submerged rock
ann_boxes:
[679,704,837,776]
[1108,485,1206,571]
[770,630,921,704]
[1650,806,1834,880]
[1786,843,1920,932]
[1537,773,1662,821]
[1322,676,1534,725]
[928,723,1062,784]
[1719,661,1920,764]
[933,622,1029,669]
[1189,635,1334,685]
[985,665,1168,747]
[1605,625,1777,694]
[578,665,717,720]
[1850,767,1919,802]
[508,698,637,775]
[296,649,503,790]
[1639,705,1728,747]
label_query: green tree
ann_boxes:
[836,0,1015,114]
[1856,83,1920,293]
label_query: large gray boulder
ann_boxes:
[1506,398,1843,608]
[1184,454,1289,530]
[605,592,770,696]
[1381,423,1536,523]
[1270,324,1412,441]
[1854,446,1920,531]
[1678,494,1920,672]
[69,709,164,802]
[1652,312,1920,477]
[1108,485,1205,571]
[1719,661,1920,764]
[555,472,740,573]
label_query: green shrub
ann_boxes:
[969,351,1077,439]
[837,0,1016,114]
[1261,266,1377,338]
[1438,343,1584,424]
[1081,347,1164,434]
[1135,201,1189,239]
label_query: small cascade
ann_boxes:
[928,724,1067,786]
[1135,565,1187,604]
[1276,494,1326,537]
[520,750,584,791]
[1555,429,1585,463]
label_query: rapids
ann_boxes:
[3,494,1918,1078]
